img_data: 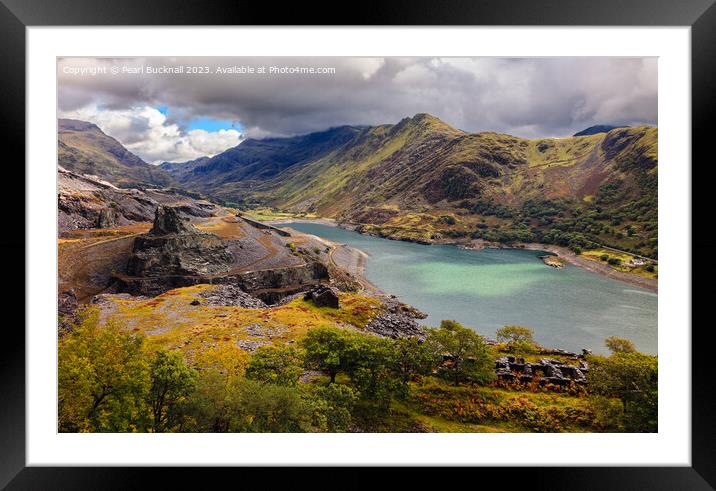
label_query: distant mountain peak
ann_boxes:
[58,118,101,133]
[573,124,627,137]
[395,113,464,137]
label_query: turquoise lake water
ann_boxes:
[279,222,658,355]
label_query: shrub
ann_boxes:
[496,325,534,344]
[425,320,495,386]
[496,326,539,354]
[604,336,636,354]
[438,215,457,225]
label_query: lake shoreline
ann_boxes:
[265,218,657,294]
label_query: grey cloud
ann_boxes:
[58,56,657,141]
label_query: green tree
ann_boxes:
[58,308,149,432]
[147,350,197,432]
[496,325,538,354]
[605,336,636,353]
[303,383,357,432]
[186,368,234,432]
[389,337,439,384]
[246,345,304,387]
[230,378,314,432]
[348,335,403,409]
[187,345,250,432]
[301,326,356,383]
[587,351,658,432]
[425,320,495,386]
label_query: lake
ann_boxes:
[278,222,658,355]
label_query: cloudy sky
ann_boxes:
[57,57,657,164]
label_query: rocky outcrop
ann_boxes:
[495,356,588,386]
[58,289,78,317]
[366,298,427,339]
[96,208,118,228]
[226,262,329,292]
[117,261,329,299]
[366,311,426,339]
[540,255,565,268]
[126,206,234,278]
[58,289,79,333]
[304,285,340,308]
[58,167,219,234]
[117,208,330,298]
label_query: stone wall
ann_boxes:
[495,356,589,386]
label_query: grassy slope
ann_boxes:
[100,284,383,366]
[58,119,174,189]
[94,283,602,433]
[238,120,657,258]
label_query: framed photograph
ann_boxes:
[5,0,714,487]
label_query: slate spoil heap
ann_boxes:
[126,205,234,277]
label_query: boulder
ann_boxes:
[304,285,340,308]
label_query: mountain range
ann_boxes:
[59,114,658,257]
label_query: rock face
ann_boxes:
[304,285,340,308]
[58,167,219,234]
[126,205,233,277]
[96,208,118,228]
[227,262,329,292]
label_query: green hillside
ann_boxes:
[58,119,174,189]
[163,114,658,258]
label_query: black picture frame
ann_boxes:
[3,0,713,488]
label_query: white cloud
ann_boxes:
[350,57,385,80]
[58,105,243,164]
[58,57,657,141]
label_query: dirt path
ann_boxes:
[229,233,281,274]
